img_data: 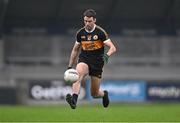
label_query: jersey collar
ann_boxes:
[85,24,96,33]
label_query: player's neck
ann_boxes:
[85,24,96,33]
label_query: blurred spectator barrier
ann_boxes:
[147,81,180,101]
[86,80,146,102]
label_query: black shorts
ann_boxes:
[78,56,104,78]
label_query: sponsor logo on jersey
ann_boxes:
[81,40,103,51]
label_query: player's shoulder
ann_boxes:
[96,25,108,37]
[76,27,85,35]
[96,25,108,34]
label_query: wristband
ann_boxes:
[103,54,109,64]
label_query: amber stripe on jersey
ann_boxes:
[81,40,103,51]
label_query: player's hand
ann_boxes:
[103,54,109,64]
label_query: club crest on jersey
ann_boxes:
[87,35,92,40]
[93,35,98,40]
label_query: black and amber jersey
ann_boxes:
[76,25,110,58]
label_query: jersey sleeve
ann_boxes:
[100,28,109,42]
[76,31,81,43]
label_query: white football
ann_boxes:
[64,68,79,83]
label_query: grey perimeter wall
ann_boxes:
[0,34,180,88]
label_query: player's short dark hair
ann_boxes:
[83,9,96,18]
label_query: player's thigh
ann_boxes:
[90,76,101,94]
[76,62,89,78]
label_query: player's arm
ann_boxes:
[103,39,116,64]
[104,39,116,57]
[99,27,116,60]
[100,28,116,57]
[68,42,81,68]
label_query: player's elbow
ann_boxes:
[112,46,116,54]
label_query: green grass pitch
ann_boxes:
[0,103,180,122]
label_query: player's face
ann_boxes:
[84,16,96,31]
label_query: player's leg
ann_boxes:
[90,76,109,108]
[66,62,88,109]
[90,76,104,97]
[72,62,88,102]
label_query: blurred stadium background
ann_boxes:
[0,0,180,122]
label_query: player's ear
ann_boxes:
[93,18,96,23]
